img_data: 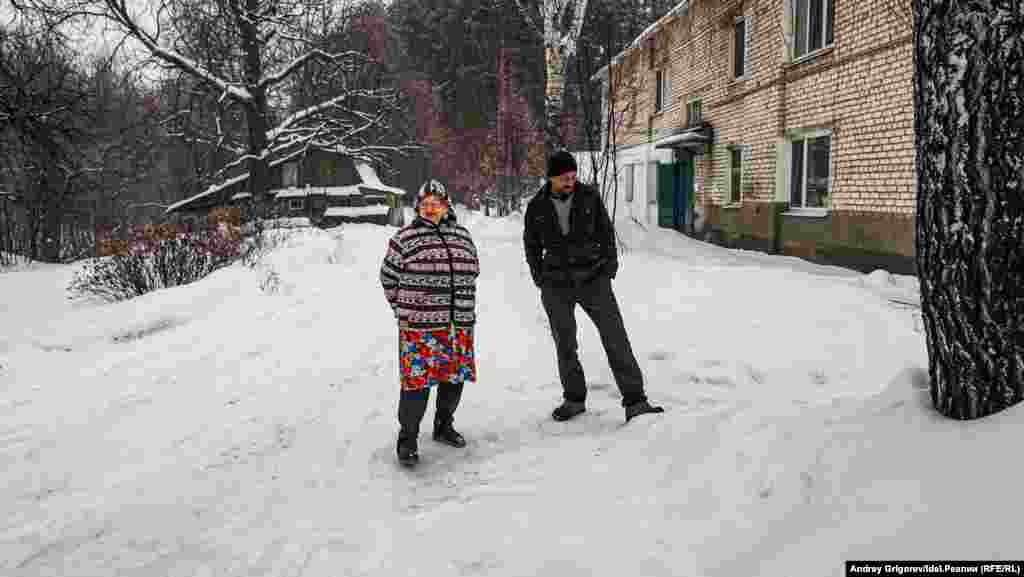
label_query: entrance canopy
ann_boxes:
[654,124,713,153]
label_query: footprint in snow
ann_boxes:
[648,350,675,361]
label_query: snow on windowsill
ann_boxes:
[782,207,830,218]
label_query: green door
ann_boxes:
[657,163,675,228]
[675,158,693,229]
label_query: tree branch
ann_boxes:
[511,0,543,40]
[99,0,254,103]
[258,48,366,90]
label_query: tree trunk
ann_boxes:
[544,45,565,154]
[913,0,1024,419]
[41,196,63,263]
[241,0,271,217]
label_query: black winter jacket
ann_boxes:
[523,181,618,288]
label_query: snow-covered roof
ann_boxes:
[592,0,690,82]
[324,205,390,217]
[166,152,405,214]
[273,187,314,199]
[326,186,362,197]
[231,192,252,201]
[270,185,367,198]
[166,172,250,214]
[354,162,407,196]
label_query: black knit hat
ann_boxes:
[547,150,578,178]
[415,179,448,209]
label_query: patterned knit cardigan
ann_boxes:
[380,214,480,331]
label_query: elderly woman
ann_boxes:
[379,179,480,467]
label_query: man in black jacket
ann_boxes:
[524,150,664,423]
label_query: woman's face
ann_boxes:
[419,193,448,223]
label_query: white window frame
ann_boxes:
[734,15,752,80]
[785,128,833,214]
[791,0,834,61]
[654,68,671,113]
[687,98,704,128]
[726,145,750,206]
[288,198,304,211]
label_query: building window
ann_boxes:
[282,162,298,188]
[789,131,832,208]
[289,198,304,211]
[687,99,703,127]
[794,0,834,59]
[624,164,635,202]
[726,145,751,205]
[319,158,337,182]
[733,16,751,79]
[654,69,671,113]
[729,148,743,204]
[648,162,658,205]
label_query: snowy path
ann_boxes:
[1,217,1019,576]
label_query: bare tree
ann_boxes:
[913,0,1023,419]
[574,19,647,221]
[511,0,590,153]
[0,26,113,262]
[15,0,417,210]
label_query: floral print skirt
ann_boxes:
[399,325,476,391]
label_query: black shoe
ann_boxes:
[625,400,665,422]
[397,441,419,467]
[432,425,467,448]
[552,400,586,422]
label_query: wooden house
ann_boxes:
[165,146,407,228]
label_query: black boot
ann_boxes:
[397,438,419,467]
[433,382,467,448]
[552,400,586,422]
[625,399,664,422]
[433,426,467,448]
[397,389,429,466]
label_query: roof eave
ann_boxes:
[590,0,689,83]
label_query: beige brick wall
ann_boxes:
[606,0,913,215]
[826,42,914,214]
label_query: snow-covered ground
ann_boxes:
[1,211,1019,576]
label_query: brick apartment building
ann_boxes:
[594,0,914,273]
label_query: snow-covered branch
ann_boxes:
[563,0,589,57]
[266,87,395,142]
[101,0,254,103]
[258,48,366,90]
[511,0,543,39]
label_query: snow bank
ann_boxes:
[0,209,1017,577]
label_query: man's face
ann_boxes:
[550,171,576,195]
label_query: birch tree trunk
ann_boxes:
[913,0,1024,419]
[544,45,566,152]
[515,0,589,155]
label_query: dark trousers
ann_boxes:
[397,382,464,446]
[540,277,647,407]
